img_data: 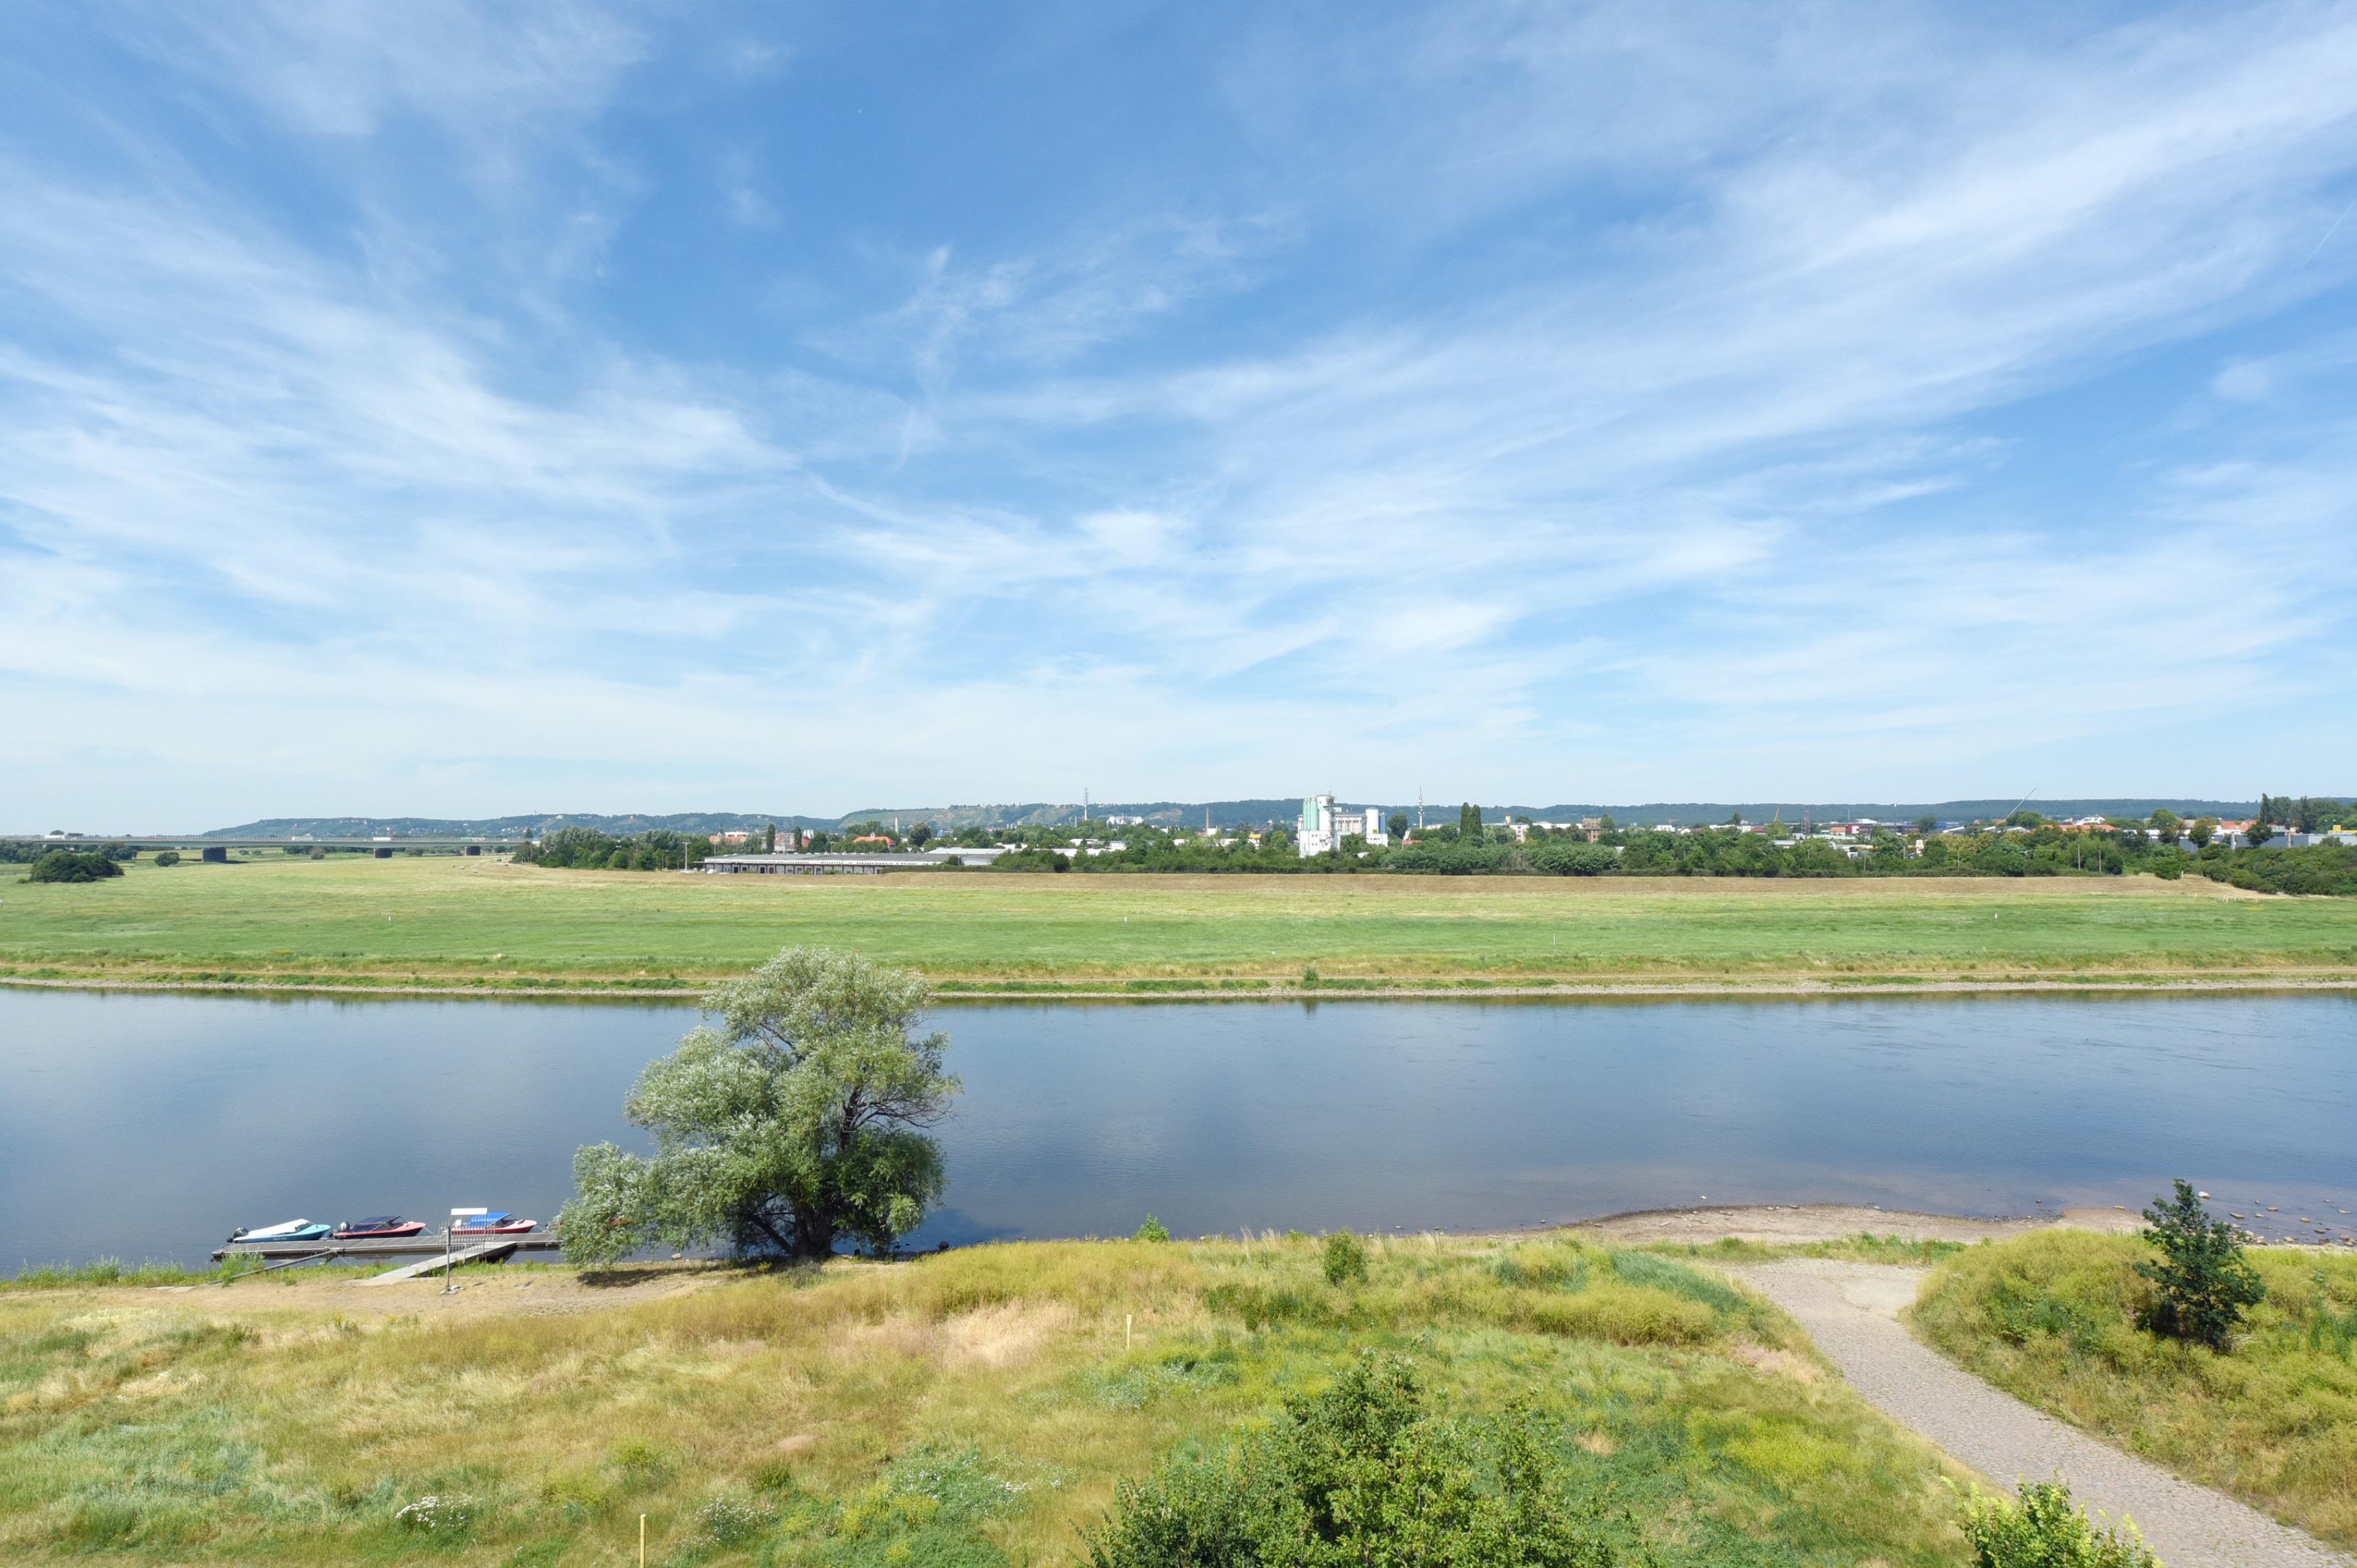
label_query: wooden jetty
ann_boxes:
[211,1234,562,1263]
[354,1239,537,1285]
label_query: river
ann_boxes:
[2,988,2352,1267]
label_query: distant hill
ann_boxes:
[205,797,2271,839]
[201,813,831,840]
[1502,799,2262,827]
[844,797,2266,829]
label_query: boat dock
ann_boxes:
[210,1234,562,1262]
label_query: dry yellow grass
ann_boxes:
[0,1234,1980,1565]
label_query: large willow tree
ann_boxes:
[560,947,958,1262]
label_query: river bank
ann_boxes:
[9,970,2357,1000]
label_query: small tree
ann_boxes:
[1323,1230,1368,1287]
[1459,803,1483,839]
[560,947,959,1262]
[1133,1215,1170,1243]
[2136,1179,2264,1350]
[154,850,182,867]
[1387,813,1409,842]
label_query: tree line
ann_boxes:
[512,826,712,871]
[502,798,2356,895]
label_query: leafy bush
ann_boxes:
[1083,1351,1630,1568]
[26,850,124,883]
[2137,1179,2264,1349]
[1322,1231,1368,1287]
[1957,1480,2154,1568]
[1134,1215,1170,1243]
[153,850,181,866]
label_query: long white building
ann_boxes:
[1298,794,1389,856]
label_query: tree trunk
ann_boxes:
[791,1204,836,1260]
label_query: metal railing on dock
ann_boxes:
[211,1234,562,1262]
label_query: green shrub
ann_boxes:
[2137,1180,2264,1350]
[153,850,181,867]
[1323,1231,1368,1287]
[1134,1215,1171,1243]
[26,850,123,883]
[1957,1480,2154,1568]
[1083,1351,1629,1568]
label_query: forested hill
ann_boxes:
[207,798,2266,838]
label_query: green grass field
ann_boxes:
[3,854,2355,994]
[0,1235,1974,1565]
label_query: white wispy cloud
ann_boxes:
[1,2,2354,825]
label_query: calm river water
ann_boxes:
[2,988,2352,1268]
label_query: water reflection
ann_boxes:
[0,988,2350,1267]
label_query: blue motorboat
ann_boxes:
[228,1219,334,1243]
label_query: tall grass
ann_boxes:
[1914,1231,2357,1545]
[0,1233,1974,1565]
[3,1257,242,1291]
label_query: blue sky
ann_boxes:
[4,3,2356,827]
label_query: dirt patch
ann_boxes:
[941,1300,1073,1369]
[1729,1340,1821,1383]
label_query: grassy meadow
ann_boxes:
[1912,1232,2357,1545]
[0,1233,1977,1565]
[4,852,2356,994]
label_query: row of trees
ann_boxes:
[3,840,139,866]
[508,798,2353,893]
[972,812,2355,891]
[513,827,712,871]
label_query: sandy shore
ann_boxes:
[1565,1202,2145,1243]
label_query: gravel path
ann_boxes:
[1735,1259,2350,1568]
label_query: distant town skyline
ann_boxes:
[3,5,2355,827]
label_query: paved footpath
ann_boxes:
[1734,1259,2351,1568]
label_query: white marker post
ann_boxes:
[447,1208,488,1292]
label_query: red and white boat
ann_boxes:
[452,1212,537,1236]
[332,1217,428,1239]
